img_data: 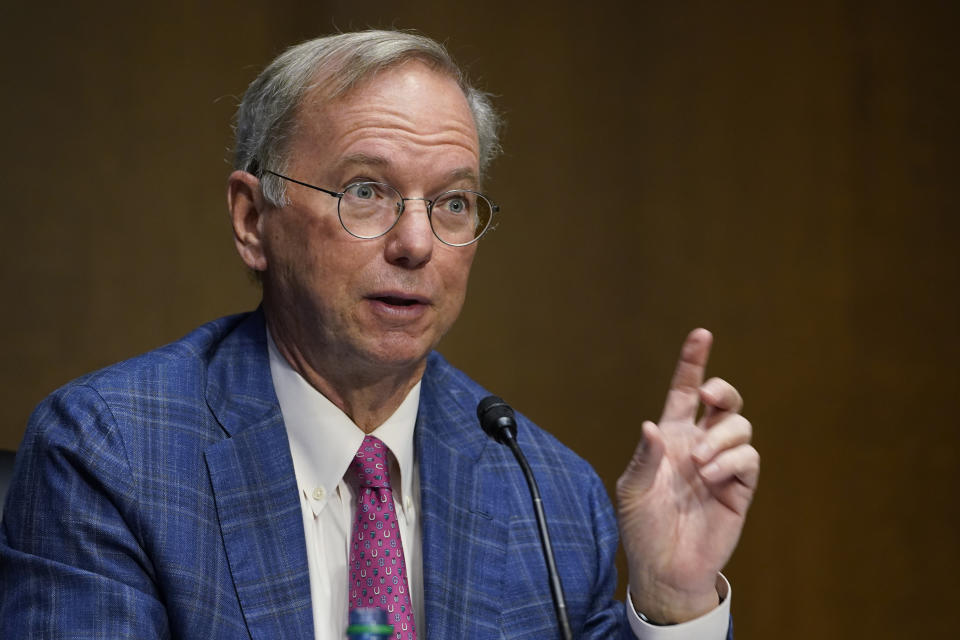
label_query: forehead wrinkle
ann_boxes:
[333,95,478,143]
[296,65,481,183]
[336,119,478,152]
[333,128,480,182]
[294,107,477,162]
[335,79,474,125]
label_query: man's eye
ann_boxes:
[442,195,469,214]
[355,185,374,199]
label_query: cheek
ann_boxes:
[263,212,338,290]
[267,204,350,261]
[437,247,477,307]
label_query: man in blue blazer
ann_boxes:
[0,31,758,639]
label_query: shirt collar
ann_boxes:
[266,328,420,514]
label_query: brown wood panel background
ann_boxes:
[2,1,957,637]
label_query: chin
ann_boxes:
[361,333,438,372]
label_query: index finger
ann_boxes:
[660,328,713,422]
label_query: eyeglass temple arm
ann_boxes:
[261,170,343,199]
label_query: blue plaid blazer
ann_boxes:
[0,310,704,638]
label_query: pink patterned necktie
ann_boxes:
[347,435,417,640]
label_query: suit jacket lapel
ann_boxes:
[417,353,509,639]
[203,310,313,640]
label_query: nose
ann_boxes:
[383,198,434,268]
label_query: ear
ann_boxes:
[227,170,271,272]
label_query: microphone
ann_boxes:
[477,396,573,640]
[476,395,517,444]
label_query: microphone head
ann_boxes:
[477,395,518,444]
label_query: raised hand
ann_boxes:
[616,329,760,624]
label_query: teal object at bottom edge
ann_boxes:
[346,623,394,635]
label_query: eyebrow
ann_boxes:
[335,153,480,189]
[447,167,479,188]
[335,152,391,172]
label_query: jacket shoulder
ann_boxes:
[70,312,251,391]
[20,312,256,456]
[423,351,598,476]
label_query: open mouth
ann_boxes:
[373,296,422,307]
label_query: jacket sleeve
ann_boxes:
[577,467,635,639]
[0,383,171,639]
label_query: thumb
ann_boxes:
[619,421,666,495]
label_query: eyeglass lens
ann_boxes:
[340,182,493,245]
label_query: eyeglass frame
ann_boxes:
[261,170,499,247]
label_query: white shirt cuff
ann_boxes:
[626,574,731,639]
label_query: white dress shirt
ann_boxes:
[268,333,423,640]
[267,330,729,639]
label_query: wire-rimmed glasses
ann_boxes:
[263,170,498,247]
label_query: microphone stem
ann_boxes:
[503,432,574,640]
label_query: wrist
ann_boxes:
[628,576,721,625]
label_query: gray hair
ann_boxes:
[233,30,502,206]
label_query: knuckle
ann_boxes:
[703,376,729,395]
[703,377,744,409]
[710,414,751,446]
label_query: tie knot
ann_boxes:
[348,435,391,489]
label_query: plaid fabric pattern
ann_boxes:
[0,310,732,639]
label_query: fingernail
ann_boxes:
[700,462,721,481]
